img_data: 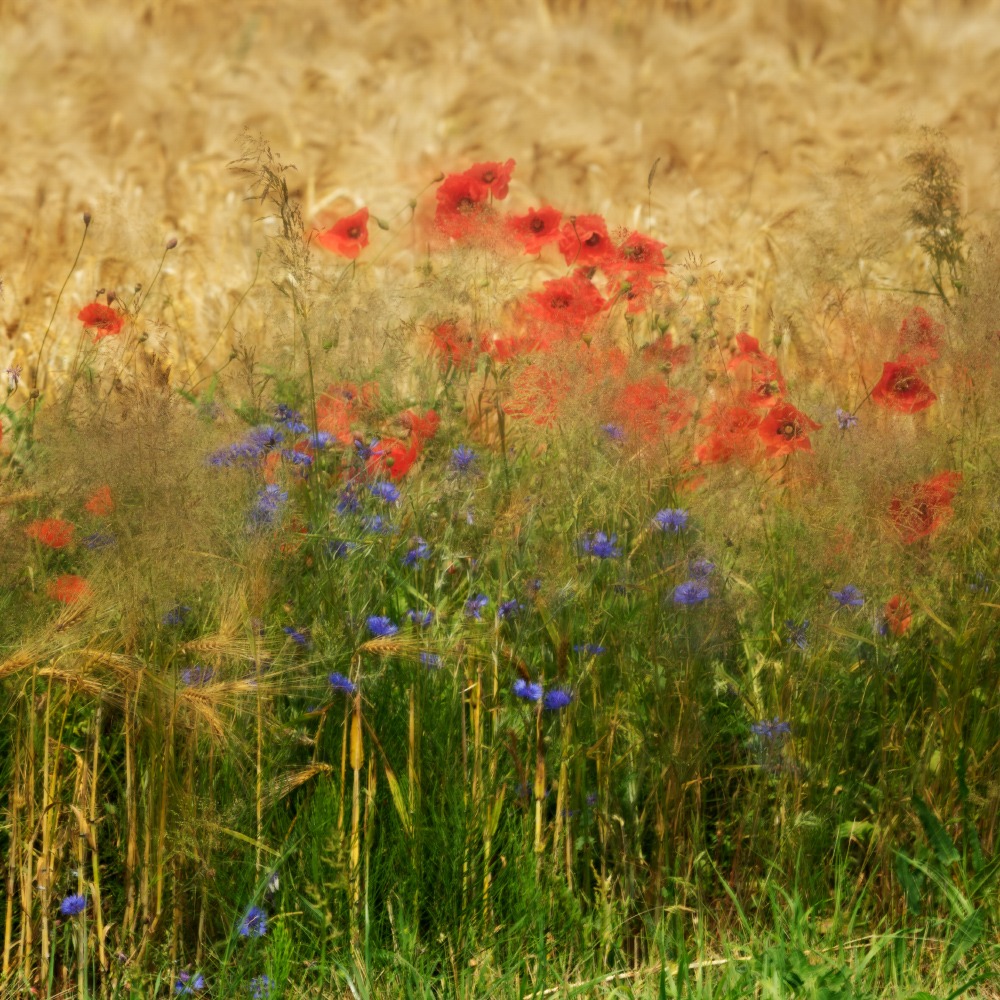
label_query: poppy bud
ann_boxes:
[708,296,720,307]
[166,237,178,250]
[138,333,148,343]
[433,173,445,183]
[134,283,142,292]
[83,212,91,225]
[384,456,395,468]
[408,200,417,210]
[375,218,389,231]
[322,339,333,351]
[106,291,116,305]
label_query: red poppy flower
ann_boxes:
[315,207,370,259]
[884,595,912,636]
[603,232,668,280]
[431,321,478,371]
[557,215,613,267]
[316,384,359,443]
[503,365,569,426]
[47,575,92,603]
[606,273,656,315]
[85,486,114,516]
[398,409,440,446]
[642,334,691,372]
[726,331,766,370]
[747,359,787,409]
[757,402,821,457]
[463,159,516,200]
[482,330,553,362]
[613,378,693,441]
[897,307,942,368]
[367,437,420,480]
[506,206,563,254]
[78,303,125,342]
[695,405,762,464]
[25,518,74,549]
[871,361,936,414]
[889,471,960,543]
[524,275,606,331]
[435,174,491,240]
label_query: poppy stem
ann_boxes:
[33,216,91,389]
[134,242,177,316]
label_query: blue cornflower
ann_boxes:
[181,666,214,686]
[367,616,399,637]
[285,420,309,435]
[673,580,709,605]
[247,426,284,451]
[274,403,295,422]
[251,485,289,526]
[830,585,864,608]
[60,894,86,916]
[512,679,542,702]
[653,508,689,532]
[407,609,434,626]
[175,972,205,995]
[586,792,598,807]
[281,449,313,467]
[465,509,475,525]
[969,573,991,594]
[836,408,858,430]
[527,578,542,596]
[751,717,792,740]
[309,431,333,449]
[498,599,523,620]
[402,538,431,567]
[238,906,267,938]
[451,445,478,472]
[282,626,309,646]
[581,532,620,559]
[601,423,625,442]
[573,644,606,655]
[327,540,356,558]
[85,531,116,550]
[420,652,441,669]
[328,673,357,695]
[163,605,191,626]
[361,515,396,535]
[370,482,401,503]
[354,439,378,461]
[689,559,715,579]
[465,594,490,620]
[785,620,810,649]
[336,487,361,515]
[543,688,573,711]
[250,975,273,999]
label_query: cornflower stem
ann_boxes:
[34,216,90,388]
[88,708,106,972]
[349,692,364,947]
[533,705,545,858]
[40,680,52,977]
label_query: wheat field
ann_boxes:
[1,0,999,391]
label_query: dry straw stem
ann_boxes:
[1,0,999,389]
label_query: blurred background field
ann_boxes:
[2,0,1000,384]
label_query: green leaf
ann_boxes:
[912,794,960,867]
[945,909,983,971]
[896,851,922,916]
